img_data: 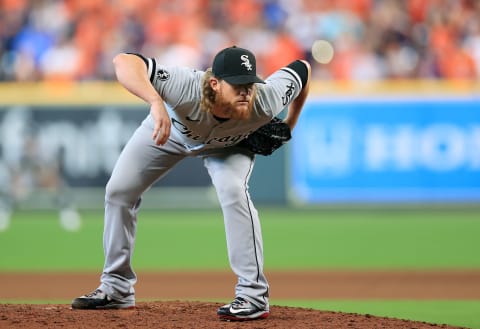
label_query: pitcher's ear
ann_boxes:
[210,77,220,90]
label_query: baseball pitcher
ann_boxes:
[71,46,311,321]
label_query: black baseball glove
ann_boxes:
[239,117,292,156]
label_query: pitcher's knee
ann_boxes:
[214,178,249,205]
[105,178,141,207]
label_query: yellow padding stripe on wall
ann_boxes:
[0,80,478,105]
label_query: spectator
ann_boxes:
[0,0,478,81]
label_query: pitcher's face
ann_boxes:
[210,79,254,120]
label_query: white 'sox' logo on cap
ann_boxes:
[240,55,253,71]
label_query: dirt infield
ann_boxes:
[1,270,479,328]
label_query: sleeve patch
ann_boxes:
[156,68,170,81]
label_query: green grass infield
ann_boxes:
[0,207,479,270]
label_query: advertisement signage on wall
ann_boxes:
[0,106,211,188]
[290,97,480,203]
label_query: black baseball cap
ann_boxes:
[212,46,265,85]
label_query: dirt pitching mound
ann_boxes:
[0,301,465,329]
[2,271,478,328]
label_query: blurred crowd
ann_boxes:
[0,0,479,82]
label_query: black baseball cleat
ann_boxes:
[217,297,269,321]
[71,289,135,310]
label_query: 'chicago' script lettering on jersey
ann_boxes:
[172,118,248,146]
[282,82,295,106]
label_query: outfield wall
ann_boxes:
[0,81,478,208]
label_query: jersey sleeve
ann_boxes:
[134,54,200,108]
[260,60,309,117]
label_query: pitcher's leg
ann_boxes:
[203,150,269,310]
[99,124,183,300]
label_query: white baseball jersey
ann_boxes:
[143,58,304,151]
